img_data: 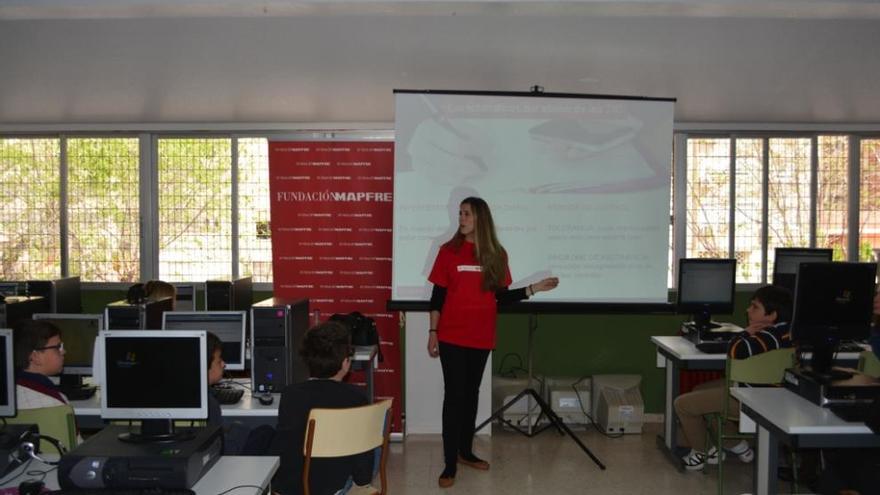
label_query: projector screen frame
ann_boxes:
[392,88,677,309]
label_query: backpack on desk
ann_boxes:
[329,311,383,362]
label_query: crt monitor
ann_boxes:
[772,248,834,294]
[32,313,102,394]
[790,261,876,377]
[676,258,737,328]
[26,276,82,313]
[105,297,174,330]
[99,330,207,442]
[163,311,247,371]
[0,329,15,418]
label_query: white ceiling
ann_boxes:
[1,0,879,126]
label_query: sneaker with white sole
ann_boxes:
[728,441,754,463]
[682,449,708,471]
[706,446,726,465]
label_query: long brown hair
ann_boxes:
[446,197,508,292]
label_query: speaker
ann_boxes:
[250,297,309,394]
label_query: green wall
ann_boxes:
[81,288,756,414]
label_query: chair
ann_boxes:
[6,404,78,452]
[705,348,795,495]
[303,399,392,495]
[858,350,880,378]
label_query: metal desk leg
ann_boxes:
[662,357,681,452]
[754,424,779,495]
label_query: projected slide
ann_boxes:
[393,91,674,303]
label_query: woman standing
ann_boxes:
[426,196,558,488]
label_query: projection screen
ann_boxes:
[392,90,674,304]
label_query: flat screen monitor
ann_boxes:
[26,276,82,313]
[791,262,876,377]
[676,258,737,327]
[0,329,15,418]
[163,311,247,371]
[99,330,207,442]
[772,248,834,293]
[32,313,102,375]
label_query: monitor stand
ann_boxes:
[804,337,855,383]
[118,419,197,444]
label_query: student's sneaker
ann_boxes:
[347,484,379,495]
[705,446,726,465]
[728,440,754,463]
[682,449,708,471]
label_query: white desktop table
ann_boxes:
[71,345,378,430]
[650,335,864,466]
[732,387,880,495]
[1,456,280,495]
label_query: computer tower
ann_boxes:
[251,297,309,394]
[0,296,50,327]
[105,298,173,330]
[26,276,82,313]
[205,277,252,312]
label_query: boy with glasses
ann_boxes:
[13,319,71,409]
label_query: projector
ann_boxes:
[546,376,591,425]
[592,374,645,434]
[491,374,548,427]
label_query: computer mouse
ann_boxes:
[19,480,45,495]
[258,393,274,406]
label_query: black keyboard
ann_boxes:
[829,402,874,422]
[48,489,195,495]
[211,385,244,405]
[61,385,97,401]
[836,342,866,353]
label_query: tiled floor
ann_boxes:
[384,423,765,494]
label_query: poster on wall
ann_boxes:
[268,140,401,433]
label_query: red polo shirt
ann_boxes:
[428,241,512,350]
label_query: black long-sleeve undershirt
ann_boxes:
[429,284,529,311]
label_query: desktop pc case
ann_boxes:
[205,277,252,312]
[58,425,222,490]
[105,298,173,330]
[251,297,309,394]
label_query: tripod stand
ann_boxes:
[475,314,606,470]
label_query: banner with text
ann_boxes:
[268,141,401,433]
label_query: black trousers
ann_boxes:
[438,341,491,469]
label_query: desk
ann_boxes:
[0,456,280,495]
[72,345,378,430]
[650,336,864,464]
[732,388,880,495]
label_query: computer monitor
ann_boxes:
[26,276,82,313]
[32,313,102,395]
[163,311,247,371]
[772,248,834,294]
[99,330,207,443]
[105,297,174,330]
[205,277,252,312]
[0,329,15,418]
[676,258,737,328]
[790,262,876,378]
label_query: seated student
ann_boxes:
[13,319,71,409]
[144,280,176,309]
[675,284,792,471]
[270,322,377,495]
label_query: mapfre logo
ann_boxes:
[276,191,393,202]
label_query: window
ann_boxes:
[157,138,233,282]
[681,133,873,286]
[67,137,140,282]
[237,138,273,283]
[859,139,880,261]
[0,138,61,279]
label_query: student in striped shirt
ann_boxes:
[675,285,792,471]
